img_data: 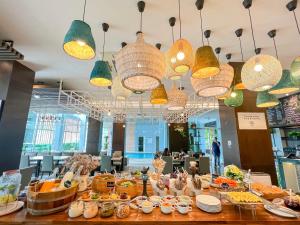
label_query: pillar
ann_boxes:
[86,117,101,155]
[112,122,125,155]
[0,61,35,174]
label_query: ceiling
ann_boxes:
[0,0,299,93]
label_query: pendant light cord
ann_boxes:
[140,12,143,32]
[171,26,175,44]
[293,10,300,35]
[206,37,210,46]
[178,0,182,39]
[199,10,204,46]
[102,31,106,60]
[272,37,279,59]
[238,36,244,61]
[247,8,257,52]
[82,0,87,21]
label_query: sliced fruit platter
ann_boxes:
[225,191,263,205]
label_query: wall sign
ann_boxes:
[237,112,267,130]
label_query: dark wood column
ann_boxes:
[86,118,101,156]
[219,90,277,184]
[0,61,35,174]
[112,123,125,155]
[169,123,189,153]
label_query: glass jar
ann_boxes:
[99,202,114,218]
[116,202,130,218]
[0,170,21,205]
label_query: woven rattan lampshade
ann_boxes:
[268,70,299,95]
[167,39,193,74]
[229,62,246,90]
[111,75,132,100]
[150,84,168,105]
[63,20,96,60]
[192,46,220,79]
[191,64,234,97]
[224,89,243,107]
[217,89,231,100]
[291,57,300,85]
[115,32,165,92]
[167,85,187,111]
[165,51,183,80]
[90,60,112,87]
[256,91,279,108]
[241,54,282,92]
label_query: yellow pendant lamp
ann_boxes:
[167,0,193,74]
[192,0,220,79]
[230,28,246,90]
[150,84,168,105]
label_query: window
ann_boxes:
[62,118,81,151]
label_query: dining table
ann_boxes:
[29,156,70,177]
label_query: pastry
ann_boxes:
[83,202,98,219]
[68,201,84,218]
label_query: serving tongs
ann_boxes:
[251,190,300,218]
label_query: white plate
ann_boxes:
[264,205,296,218]
[0,201,24,217]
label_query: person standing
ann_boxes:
[212,137,221,173]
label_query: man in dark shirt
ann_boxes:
[212,137,221,170]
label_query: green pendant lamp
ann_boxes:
[89,23,112,87]
[63,0,95,60]
[287,0,300,85]
[266,29,299,95]
[269,70,299,95]
[256,91,279,108]
[192,0,220,79]
[224,89,243,107]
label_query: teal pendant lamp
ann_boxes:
[63,0,96,60]
[287,0,300,85]
[90,23,112,87]
[268,70,299,95]
[256,91,279,108]
[266,30,299,95]
[224,89,243,107]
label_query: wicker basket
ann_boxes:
[92,174,115,193]
[27,180,78,216]
[115,179,138,198]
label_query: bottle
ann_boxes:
[59,163,77,189]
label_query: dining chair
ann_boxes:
[19,166,35,191]
[100,155,112,172]
[40,155,54,177]
[198,156,210,175]
[162,156,173,174]
[112,151,123,172]
[184,157,196,174]
[51,152,62,156]
[19,155,30,169]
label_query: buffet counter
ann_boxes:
[0,202,299,225]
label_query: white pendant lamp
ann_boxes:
[191,49,233,97]
[167,84,187,111]
[115,1,165,92]
[241,0,282,92]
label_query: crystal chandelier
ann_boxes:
[115,1,165,92]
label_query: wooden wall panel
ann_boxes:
[0,61,35,174]
[234,90,277,184]
[169,123,189,153]
[112,123,125,155]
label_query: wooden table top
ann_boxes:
[1,201,300,225]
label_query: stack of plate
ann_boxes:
[196,195,222,213]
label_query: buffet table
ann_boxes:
[1,201,300,225]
